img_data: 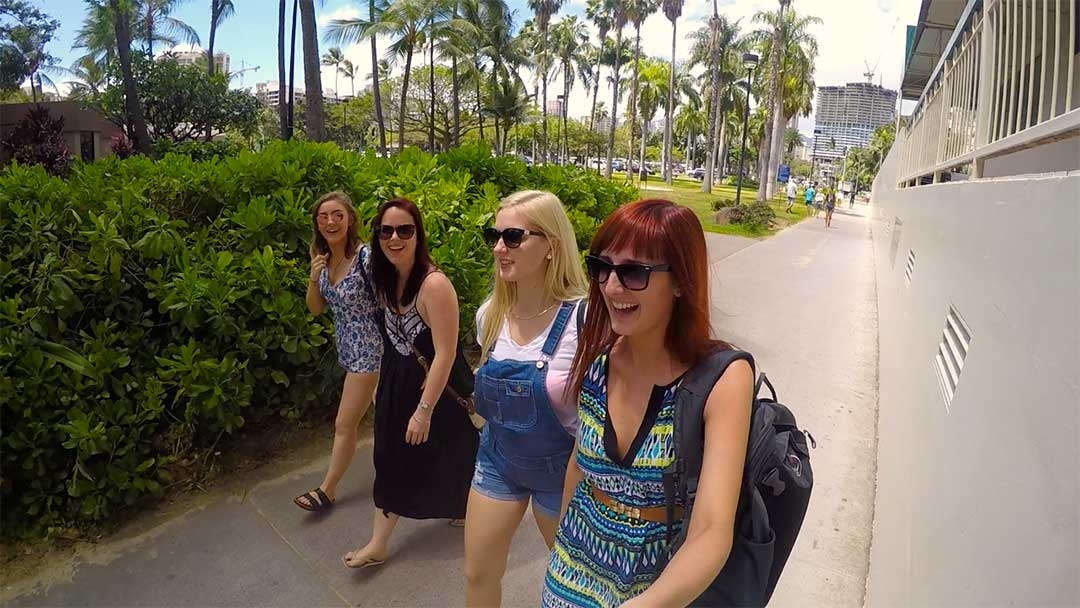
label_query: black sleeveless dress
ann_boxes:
[374,298,479,519]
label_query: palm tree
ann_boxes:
[299,0,325,141]
[551,16,588,164]
[604,1,628,178]
[661,0,682,184]
[339,59,358,97]
[277,0,289,139]
[370,0,388,155]
[74,1,198,68]
[674,100,704,169]
[327,0,427,152]
[634,58,667,176]
[141,0,201,56]
[585,0,612,168]
[691,10,739,192]
[207,0,234,76]
[485,76,530,154]
[322,46,345,100]
[108,0,151,154]
[527,0,564,163]
[63,57,110,100]
[624,0,658,180]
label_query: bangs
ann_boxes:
[590,199,676,263]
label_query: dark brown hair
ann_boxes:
[310,191,360,260]
[567,199,729,399]
[369,197,436,310]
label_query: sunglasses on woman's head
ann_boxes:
[584,255,672,291]
[483,227,546,249]
[316,210,346,225]
[375,223,416,240]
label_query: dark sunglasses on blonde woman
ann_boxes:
[483,227,546,249]
[585,255,672,291]
[375,224,416,240]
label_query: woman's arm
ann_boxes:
[414,272,459,413]
[306,254,328,315]
[625,359,754,607]
[559,446,584,520]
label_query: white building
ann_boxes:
[161,50,230,75]
[251,81,305,106]
[811,82,897,159]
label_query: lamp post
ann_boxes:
[808,127,821,183]
[734,52,760,206]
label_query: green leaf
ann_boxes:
[270,370,290,387]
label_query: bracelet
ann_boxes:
[411,414,431,426]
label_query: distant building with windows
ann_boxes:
[811,82,897,160]
[160,50,230,75]
[0,102,122,164]
[251,81,305,106]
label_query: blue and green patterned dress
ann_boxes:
[542,350,685,608]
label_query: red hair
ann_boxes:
[567,199,729,400]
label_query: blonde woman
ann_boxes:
[463,191,589,606]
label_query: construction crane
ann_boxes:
[864,60,878,84]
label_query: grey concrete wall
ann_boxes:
[865,135,1080,605]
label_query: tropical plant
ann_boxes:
[322,45,345,100]
[62,57,110,100]
[339,58,357,97]
[107,0,152,154]
[661,0,682,183]
[74,1,200,67]
[298,0,325,141]
[207,0,235,76]
[623,0,659,179]
[526,0,565,163]
[551,15,589,164]
[1,104,71,176]
[603,0,627,178]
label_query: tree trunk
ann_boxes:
[685,127,693,169]
[110,0,151,154]
[299,0,325,142]
[278,0,288,139]
[587,32,605,173]
[701,15,720,193]
[370,0,386,155]
[428,34,436,152]
[663,18,677,184]
[638,116,648,181]
[541,37,549,164]
[206,3,220,140]
[605,26,623,179]
[476,70,485,141]
[562,65,570,164]
[452,56,460,146]
[757,5,784,202]
[718,117,728,177]
[767,82,786,198]
[287,0,299,140]
[626,25,642,181]
[398,49,414,152]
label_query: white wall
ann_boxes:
[865,132,1080,605]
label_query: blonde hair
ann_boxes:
[478,190,588,360]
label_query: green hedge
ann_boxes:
[0,141,634,538]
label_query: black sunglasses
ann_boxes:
[483,227,546,249]
[585,255,672,292]
[375,223,416,240]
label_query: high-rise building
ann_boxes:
[546,98,565,117]
[161,50,231,75]
[251,81,305,107]
[811,82,896,160]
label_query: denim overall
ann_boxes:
[472,301,577,517]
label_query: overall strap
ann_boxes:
[540,301,578,360]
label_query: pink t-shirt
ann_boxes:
[476,301,580,435]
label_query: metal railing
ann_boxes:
[898,0,1078,185]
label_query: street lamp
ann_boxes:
[734,52,760,206]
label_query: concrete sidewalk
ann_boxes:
[5,210,879,607]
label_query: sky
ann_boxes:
[41,0,918,136]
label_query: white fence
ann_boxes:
[898,0,1079,185]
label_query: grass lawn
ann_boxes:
[614,175,810,238]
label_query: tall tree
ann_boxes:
[661,0,682,184]
[527,0,564,163]
[584,0,611,169]
[327,0,426,151]
[700,5,721,192]
[0,1,60,102]
[207,0,233,76]
[141,0,200,57]
[552,16,588,164]
[339,58,357,96]
[108,0,151,154]
[277,0,288,138]
[624,0,658,180]
[62,56,109,99]
[370,0,387,154]
[322,45,345,99]
[755,0,788,202]
[604,1,627,179]
[299,0,325,141]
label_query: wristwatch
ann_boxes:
[418,400,431,411]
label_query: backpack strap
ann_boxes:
[664,348,756,554]
[575,298,586,334]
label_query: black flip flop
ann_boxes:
[294,488,333,512]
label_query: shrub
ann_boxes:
[2,105,72,177]
[0,141,633,538]
[152,139,245,162]
[727,202,776,231]
[711,198,736,211]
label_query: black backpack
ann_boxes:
[662,349,815,607]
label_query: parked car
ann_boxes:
[688,167,705,179]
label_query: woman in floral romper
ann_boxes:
[294,191,383,513]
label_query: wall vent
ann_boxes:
[934,305,972,410]
[904,250,916,286]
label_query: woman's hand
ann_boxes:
[309,253,328,283]
[405,410,431,445]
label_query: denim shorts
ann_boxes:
[471,434,570,519]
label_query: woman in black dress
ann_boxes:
[342,197,479,569]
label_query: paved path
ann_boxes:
[5,210,879,607]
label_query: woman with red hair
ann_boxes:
[543,199,754,607]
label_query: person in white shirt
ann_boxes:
[785,180,798,213]
[464,191,588,607]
